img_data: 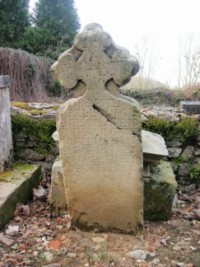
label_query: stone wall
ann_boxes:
[142,108,200,188]
[167,138,200,188]
[11,104,200,189]
[11,111,57,178]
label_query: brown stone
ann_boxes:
[50,23,143,232]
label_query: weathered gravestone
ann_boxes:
[51,23,143,232]
[0,75,13,172]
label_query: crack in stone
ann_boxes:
[92,103,140,138]
[92,104,121,130]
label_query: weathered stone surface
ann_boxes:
[142,130,168,162]
[0,164,41,229]
[16,148,46,161]
[51,23,143,232]
[144,161,177,220]
[0,75,13,172]
[49,160,67,212]
[181,146,194,161]
[166,140,182,147]
[168,147,182,158]
[194,149,200,156]
[180,101,200,115]
[178,163,190,176]
[0,233,14,246]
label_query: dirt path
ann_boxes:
[0,188,200,267]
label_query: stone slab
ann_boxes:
[0,75,13,172]
[144,161,177,221]
[142,130,168,160]
[0,164,41,229]
[180,101,200,115]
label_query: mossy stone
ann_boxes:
[144,161,177,221]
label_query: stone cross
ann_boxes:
[51,24,138,100]
[0,76,13,172]
[50,23,143,233]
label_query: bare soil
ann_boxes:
[0,187,200,267]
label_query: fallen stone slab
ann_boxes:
[0,164,41,230]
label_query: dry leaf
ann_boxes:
[48,239,61,250]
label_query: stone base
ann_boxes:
[0,164,41,229]
[144,161,177,221]
[50,160,177,224]
[49,160,67,213]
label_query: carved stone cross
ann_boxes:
[50,24,143,233]
[51,23,139,101]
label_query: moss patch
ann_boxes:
[144,161,177,221]
[11,114,56,153]
[0,164,41,230]
[143,117,199,145]
[11,102,59,116]
[0,163,34,183]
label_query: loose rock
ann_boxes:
[126,249,147,260]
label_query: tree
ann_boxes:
[177,34,200,88]
[25,0,80,59]
[134,36,159,89]
[0,0,30,47]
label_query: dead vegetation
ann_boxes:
[0,48,53,102]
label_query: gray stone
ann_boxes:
[49,160,67,212]
[5,225,19,236]
[0,75,13,171]
[178,163,190,176]
[16,148,46,161]
[170,162,178,173]
[0,75,9,89]
[0,233,14,246]
[180,101,200,115]
[126,249,147,260]
[0,164,41,229]
[166,140,182,147]
[144,160,177,220]
[194,149,200,156]
[168,147,182,158]
[181,146,194,161]
[142,130,168,161]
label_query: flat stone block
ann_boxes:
[180,101,200,115]
[142,130,168,158]
[0,164,41,229]
[144,160,177,221]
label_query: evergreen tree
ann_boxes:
[26,0,80,59]
[0,0,30,47]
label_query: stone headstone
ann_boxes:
[0,76,13,172]
[51,23,143,232]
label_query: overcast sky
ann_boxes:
[29,0,200,87]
